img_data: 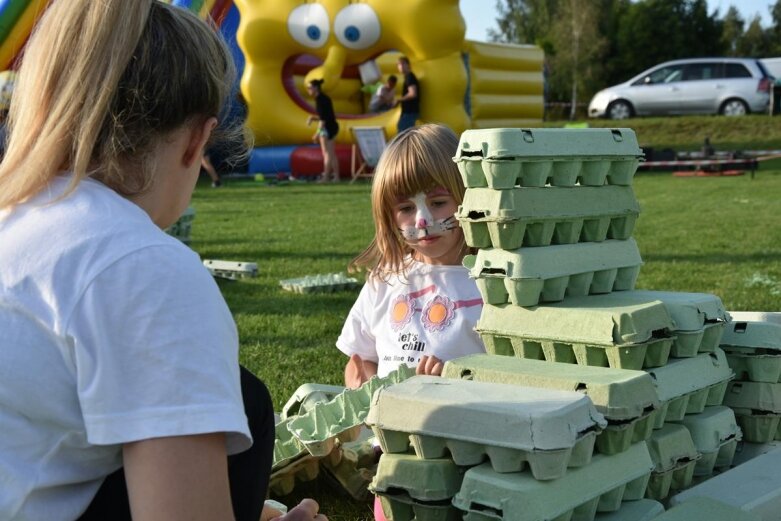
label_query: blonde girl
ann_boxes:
[0,1,322,520]
[336,124,485,388]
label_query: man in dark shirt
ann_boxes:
[396,56,419,133]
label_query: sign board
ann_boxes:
[351,126,387,168]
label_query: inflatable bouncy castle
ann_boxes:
[0,0,543,177]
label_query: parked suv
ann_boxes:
[588,58,773,119]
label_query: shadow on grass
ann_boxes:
[643,251,781,264]
[219,280,360,316]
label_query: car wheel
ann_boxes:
[607,100,633,120]
[720,98,749,116]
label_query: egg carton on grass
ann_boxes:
[453,128,643,190]
[456,185,640,250]
[452,442,653,521]
[268,453,323,496]
[644,424,700,501]
[272,416,308,470]
[280,383,347,420]
[164,207,196,245]
[285,365,415,457]
[279,273,359,294]
[441,354,659,456]
[679,406,742,477]
[647,349,734,429]
[464,239,642,307]
[202,260,258,280]
[366,375,605,481]
[319,426,377,501]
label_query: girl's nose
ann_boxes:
[416,217,428,228]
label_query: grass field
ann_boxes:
[188,123,781,517]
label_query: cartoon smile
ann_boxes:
[234,0,470,145]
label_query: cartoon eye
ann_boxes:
[333,4,381,50]
[287,4,330,48]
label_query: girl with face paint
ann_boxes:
[336,124,485,520]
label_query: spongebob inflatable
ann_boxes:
[234,0,471,145]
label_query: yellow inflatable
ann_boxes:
[234,0,470,145]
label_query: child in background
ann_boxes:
[336,124,485,388]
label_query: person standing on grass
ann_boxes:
[335,124,485,520]
[0,1,324,521]
[306,79,340,183]
[395,56,420,133]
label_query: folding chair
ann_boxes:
[350,126,387,183]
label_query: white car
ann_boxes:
[588,58,773,119]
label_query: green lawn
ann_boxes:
[188,157,781,518]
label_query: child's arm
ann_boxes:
[344,354,378,389]
[416,354,444,376]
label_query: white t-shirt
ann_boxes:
[337,259,485,377]
[0,176,251,521]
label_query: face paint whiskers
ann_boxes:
[399,216,458,240]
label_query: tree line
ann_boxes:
[488,0,781,118]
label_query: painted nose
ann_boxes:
[416,217,428,228]
[304,45,347,93]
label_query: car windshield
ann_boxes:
[635,65,683,85]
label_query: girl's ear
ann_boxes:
[182,117,218,168]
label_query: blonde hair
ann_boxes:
[0,0,246,208]
[351,124,468,279]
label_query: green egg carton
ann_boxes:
[678,406,742,476]
[732,440,781,467]
[476,294,675,370]
[646,349,734,428]
[452,442,653,521]
[269,452,324,496]
[454,128,643,189]
[629,291,728,357]
[441,354,659,455]
[721,319,781,383]
[278,273,360,294]
[366,375,605,480]
[370,453,466,501]
[319,426,377,501]
[593,499,664,521]
[202,259,258,280]
[654,497,761,521]
[723,380,781,413]
[464,239,642,307]
[273,416,308,470]
[281,383,347,420]
[730,408,781,443]
[369,453,466,521]
[644,424,700,501]
[164,206,195,244]
[455,185,640,250]
[668,448,781,519]
[286,365,415,457]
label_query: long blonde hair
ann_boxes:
[350,124,468,280]
[0,0,245,208]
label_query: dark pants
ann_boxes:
[397,112,419,133]
[78,367,274,521]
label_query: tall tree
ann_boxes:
[489,0,556,52]
[738,16,772,57]
[721,6,745,56]
[549,0,606,118]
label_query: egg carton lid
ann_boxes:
[647,349,734,402]
[477,293,673,347]
[630,290,728,331]
[723,380,781,414]
[464,238,642,281]
[369,453,465,501]
[455,128,643,160]
[365,375,605,452]
[456,185,639,222]
[668,448,781,519]
[593,499,664,521]
[721,318,781,350]
[442,354,658,420]
[680,406,742,453]
[647,424,700,473]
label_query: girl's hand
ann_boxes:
[306,116,315,126]
[416,355,444,376]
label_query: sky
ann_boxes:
[459,0,775,42]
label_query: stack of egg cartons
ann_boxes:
[719,312,781,463]
[451,128,740,514]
